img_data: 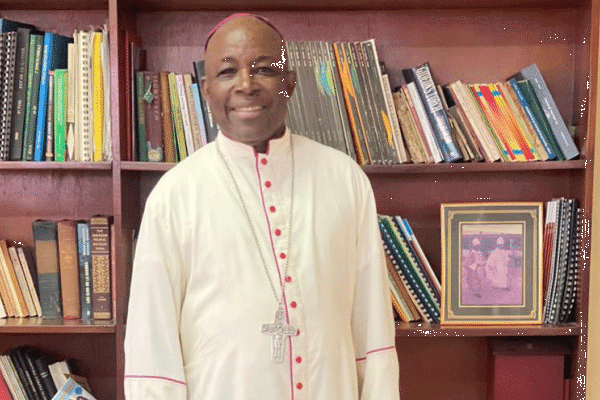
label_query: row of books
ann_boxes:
[285,40,579,165]
[0,18,111,163]
[132,70,210,163]
[378,215,442,323]
[396,63,579,164]
[542,198,580,324]
[0,346,96,400]
[0,216,113,321]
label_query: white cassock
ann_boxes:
[124,130,400,400]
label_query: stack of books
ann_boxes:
[378,215,441,323]
[0,240,41,319]
[0,18,111,162]
[395,63,579,164]
[30,216,113,321]
[0,346,96,400]
[542,198,580,324]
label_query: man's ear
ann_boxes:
[283,70,296,99]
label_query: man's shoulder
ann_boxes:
[293,134,362,171]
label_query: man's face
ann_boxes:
[202,18,296,151]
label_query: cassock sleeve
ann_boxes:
[352,179,401,400]
[124,190,188,399]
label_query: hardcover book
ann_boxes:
[90,216,111,320]
[57,220,80,319]
[32,220,62,319]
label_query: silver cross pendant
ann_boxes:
[261,304,298,362]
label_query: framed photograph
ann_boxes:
[441,202,543,325]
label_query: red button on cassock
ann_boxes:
[265,181,272,188]
[296,383,303,390]
[296,356,302,363]
[270,206,276,213]
[285,276,292,283]
[275,229,281,236]
[280,253,286,259]
[261,158,268,165]
[290,301,297,308]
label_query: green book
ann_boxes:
[22,33,43,161]
[135,71,148,161]
[168,72,187,161]
[53,69,67,162]
[516,79,565,160]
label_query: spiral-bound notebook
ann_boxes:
[1,32,17,161]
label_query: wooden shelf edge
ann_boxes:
[364,159,587,174]
[120,159,587,174]
[395,322,581,337]
[0,161,112,171]
[0,318,116,334]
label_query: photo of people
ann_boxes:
[460,223,524,307]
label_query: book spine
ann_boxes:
[183,73,202,151]
[22,34,43,161]
[77,221,93,320]
[9,28,31,161]
[33,32,53,161]
[53,69,67,162]
[57,220,80,319]
[176,74,195,156]
[78,30,92,162]
[0,240,28,317]
[519,64,578,160]
[158,71,175,163]
[32,219,62,319]
[508,78,557,160]
[92,31,104,162]
[192,60,218,143]
[191,82,208,147]
[45,71,55,161]
[16,246,42,317]
[0,32,17,161]
[135,71,148,161]
[7,246,37,317]
[406,81,443,163]
[143,71,164,162]
[411,63,462,162]
[90,216,111,320]
[168,72,187,161]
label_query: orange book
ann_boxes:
[57,220,81,319]
[470,84,520,161]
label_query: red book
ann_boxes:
[0,373,12,400]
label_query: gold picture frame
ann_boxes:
[441,202,543,325]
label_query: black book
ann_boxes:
[29,348,57,398]
[8,347,37,400]
[0,32,18,161]
[21,347,51,400]
[192,60,218,143]
[9,27,31,160]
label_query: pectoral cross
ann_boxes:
[261,305,298,363]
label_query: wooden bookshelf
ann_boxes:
[0,0,598,399]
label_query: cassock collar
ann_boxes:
[216,128,292,159]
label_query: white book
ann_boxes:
[406,81,443,163]
[77,30,93,162]
[7,246,36,316]
[17,246,42,317]
[176,74,195,156]
[0,355,27,399]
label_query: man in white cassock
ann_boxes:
[124,13,400,400]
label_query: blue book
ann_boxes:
[33,32,72,161]
[404,64,462,163]
[76,221,93,320]
[191,82,208,147]
[0,18,35,33]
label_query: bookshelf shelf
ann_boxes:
[0,318,116,334]
[0,161,112,171]
[395,322,581,338]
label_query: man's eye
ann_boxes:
[217,68,236,77]
[255,66,279,76]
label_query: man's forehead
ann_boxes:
[205,14,284,53]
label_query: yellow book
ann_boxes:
[92,31,104,161]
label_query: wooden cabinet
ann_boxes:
[1,0,597,398]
